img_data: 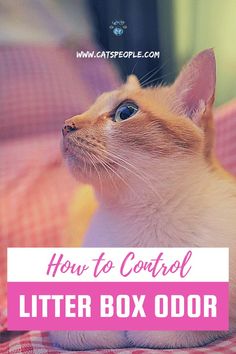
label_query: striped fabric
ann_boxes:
[1,331,236,353]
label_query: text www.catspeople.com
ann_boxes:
[76,51,160,59]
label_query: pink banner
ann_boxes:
[8,282,228,331]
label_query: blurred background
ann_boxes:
[1,0,236,337]
[0,0,236,108]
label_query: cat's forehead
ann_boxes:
[94,86,154,112]
[95,90,119,111]
[89,88,129,116]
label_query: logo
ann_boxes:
[8,248,229,331]
[109,20,127,36]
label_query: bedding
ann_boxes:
[1,331,236,353]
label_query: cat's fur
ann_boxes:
[51,49,236,350]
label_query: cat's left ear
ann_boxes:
[125,75,140,90]
[173,49,216,124]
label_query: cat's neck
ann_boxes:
[85,157,236,247]
[96,157,211,209]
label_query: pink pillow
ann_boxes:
[215,100,236,175]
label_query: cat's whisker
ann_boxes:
[139,66,163,87]
[105,149,151,174]
[138,64,164,85]
[103,149,152,179]
[81,153,87,177]
[91,152,120,194]
[79,144,149,198]
[140,60,169,87]
[95,154,137,196]
[102,148,153,180]
[103,150,163,202]
[83,150,104,197]
[130,60,139,76]
[144,72,173,87]
[90,150,124,195]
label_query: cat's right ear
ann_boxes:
[125,75,140,90]
[173,49,216,124]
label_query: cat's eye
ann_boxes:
[113,102,138,122]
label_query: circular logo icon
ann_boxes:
[110,20,127,36]
[113,27,124,36]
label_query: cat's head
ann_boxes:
[62,49,216,194]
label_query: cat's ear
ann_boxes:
[125,75,140,90]
[173,49,216,124]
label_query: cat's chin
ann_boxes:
[63,154,91,183]
[64,152,123,194]
[64,155,114,192]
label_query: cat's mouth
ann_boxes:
[63,136,101,167]
[62,134,117,180]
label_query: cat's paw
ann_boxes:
[126,330,226,349]
[49,330,128,350]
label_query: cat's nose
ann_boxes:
[62,118,78,136]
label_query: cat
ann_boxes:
[50,49,236,350]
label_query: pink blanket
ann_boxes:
[1,331,236,353]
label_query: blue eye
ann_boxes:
[113,102,138,122]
